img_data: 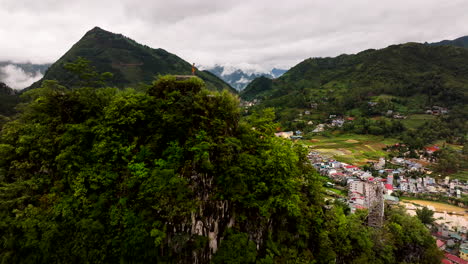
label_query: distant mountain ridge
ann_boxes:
[0,61,50,90]
[29,27,235,93]
[206,65,287,91]
[428,35,468,48]
[241,42,468,120]
[0,61,50,75]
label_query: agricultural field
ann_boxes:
[303,133,399,165]
[324,187,347,197]
[448,170,468,182]
[401,114,436,129]
[401,198,467,215]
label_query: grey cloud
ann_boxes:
[0,65,43,90]
[1,0,467,72]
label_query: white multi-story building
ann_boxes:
[349,181,364,194]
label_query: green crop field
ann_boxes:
[324,187,347,197]
[303,133,399,165]
[446,170,468,182]
[401,114,436,129]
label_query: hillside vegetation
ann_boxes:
[242,43,468,112]
[0,76,441,263]
[28,27,234,93]
[429,35,468,48]
[0,82,19,117]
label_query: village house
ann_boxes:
[331,118,345,127]
[274,131,294,139]
[437,240,447,251]
[460,242,468,261]
[313,124,325,133]
[393,114,407,119]
[384,184,394,195]
[444,253,468,264]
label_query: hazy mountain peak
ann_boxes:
[205,64,287,91]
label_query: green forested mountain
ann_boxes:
[0,82,19,117]
[28,27,235,93]
[429,35,468,48]
[241,43,468,113]
[0,76,441,263]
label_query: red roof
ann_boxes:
[445,253,468,264]
[425,146,440,152]
[346,117,355,121]
[436,239,445,248]
[345,165,357,169]
[384,184,394,190]
[331,172,345,176]
[442,259,453,264]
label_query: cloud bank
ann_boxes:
[1,0,467,71]
[0,64,43,90]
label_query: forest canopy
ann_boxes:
[0,75,441,263]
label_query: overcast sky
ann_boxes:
[1,0,468,73]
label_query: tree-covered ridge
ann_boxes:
[0,76,441,263]
[0,82,19,117]
[429,35,468,49]
[241,43,468,111]
[28,27,235,93]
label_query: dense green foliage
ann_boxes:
[28,27,235,93]
[0,76,441,263]
[432,148,468,174]
[242,43,468,115]
[342,117,405,137]
[0,82,19,116]
[416,207,435,225]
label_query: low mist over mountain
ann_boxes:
[205,65,287,91]
[0,61,50,90]
[28,27,234,93]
